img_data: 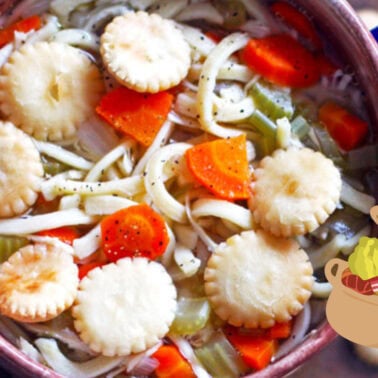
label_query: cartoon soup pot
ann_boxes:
[325,236,378,347]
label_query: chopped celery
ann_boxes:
[254,135,276,158]
[312,124,345,167]
[248,109,276,139]
[0,236,28,262]
[215,0,247,29]
[194,331,248,378]
[249,80,294,121]
[347,144,378,170]
[42,156,69,176]
[170,297,211,335]
[249,111,276,157]
[291,115,310,139]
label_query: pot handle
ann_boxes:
[324,258,349,286]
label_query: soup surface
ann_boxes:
[0,1,375,377]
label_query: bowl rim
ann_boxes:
[0,0,377,377]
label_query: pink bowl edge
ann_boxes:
[0,0,376,377]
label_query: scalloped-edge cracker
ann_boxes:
[0,243,78,323]
[72,257,177,356]
[204,230,313,328]
[100,11,191,93]
[251,147,342,237]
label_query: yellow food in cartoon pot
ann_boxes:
[325,237,378,347]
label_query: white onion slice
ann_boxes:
[272,302,311,361]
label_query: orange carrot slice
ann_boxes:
[242,34,320,88]
[96,86,173,146]
[271,2,322,50]
[100,204,169,262]
[315,53,339,76]
[37,226,80,246]
[153,344,196,378]
[78,262,104,280]
[185,135,251,200]
[266,321,293,339]
[225,326,277,371]
[0,15,42,48]
[205,31,222,43]
[318,101,369,151]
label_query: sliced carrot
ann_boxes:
[315,53,339,76]
[185,134,251,200]
[266,321,293,339]
[100,204,169,262]
[0,15,42,48]
[271,2,322,50]
[205,31,222,43]
[78,262,104,280]
[37,226,80,245]
[153,344,196,378]
[225,326,277,371]
[96,86,173,147]
[242,34,320,88]
[318,101,369,151]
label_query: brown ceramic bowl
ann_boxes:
[0,1,377,377]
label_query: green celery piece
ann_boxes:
[249,80,294,121]
[195,345,229,378]
[42,156,68,176]
[194,331,248,378]
[312,124,346,168]
[248,110,277,139]
[170,297,211,336]
[0,236,28,262]
[291,115,310,139]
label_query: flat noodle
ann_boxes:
[50,29,100,51]
[85,140,135,182]
[42,170,85,200]
[197,32,250,137]
[82,5,130,32]
[0,209,96,235]
[311,281,332,299]
[176,90,255,123]
[150,0,188,19]
[26,15,60,44]
[341,180,375,214]
[144,143,191,223]
[84,195,137,215]
[174,92,197,119]
[175,2,223,25]
[160,225,176,267]
[179,24,217,58]
[173,224,198,250]
[59,194,81,210]
[213,95,254,123]
[50,0,91,26]
[185,196,217,252]
[46,175,144,198]
[191,198,254,229]
[73,224,101,260]
[35,140,94,171]
[309,225,371,269]
[189,62,253,83]
[174,243,201,277]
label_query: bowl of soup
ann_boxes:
[0,0,376,377]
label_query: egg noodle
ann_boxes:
[0,1,375,377]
